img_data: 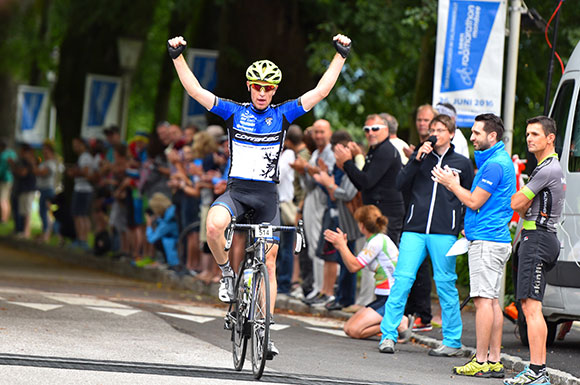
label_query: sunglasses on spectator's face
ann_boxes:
[249,83,277,92]
[363,125,386,133]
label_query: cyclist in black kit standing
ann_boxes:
[168,34,351,357]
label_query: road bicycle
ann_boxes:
[223,217,304,379]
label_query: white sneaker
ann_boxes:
[266,340,279,360]
[379,339,395,354]
[218,275,235,303]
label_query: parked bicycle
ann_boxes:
[223,217,304,379]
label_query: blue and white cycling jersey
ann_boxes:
[210,97,307,183]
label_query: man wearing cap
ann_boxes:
[168,33,351,357]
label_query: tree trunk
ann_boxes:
[0,2,19,144]
[53,0,156,164]
[29,0,50,86]
[0,74,17,145]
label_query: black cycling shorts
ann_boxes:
[367,295,389,317]
[212,178,281,240]
[516,229,560,301]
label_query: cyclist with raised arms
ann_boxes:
[168,34,351,356]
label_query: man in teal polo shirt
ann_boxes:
[432,113,516,378]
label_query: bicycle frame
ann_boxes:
[224,218,304,378]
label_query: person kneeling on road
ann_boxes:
[324,205,412,341]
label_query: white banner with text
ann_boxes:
[433,0,506,127]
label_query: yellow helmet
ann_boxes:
[245,60,282,85]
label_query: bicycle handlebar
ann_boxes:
[224,218,306,254]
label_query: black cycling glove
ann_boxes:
[333,38,351,59]
[167,41,186,60]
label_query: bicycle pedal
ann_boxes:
[224,316,233,330]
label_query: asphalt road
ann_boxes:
[0,242,579,385]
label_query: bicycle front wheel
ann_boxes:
[250,263,270,379]
[232,263,248,371]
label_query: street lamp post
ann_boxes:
[117,37,143,141]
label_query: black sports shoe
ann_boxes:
[325,299,344,311]
[218,275,235,303]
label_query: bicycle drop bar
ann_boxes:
[224,219,305,254]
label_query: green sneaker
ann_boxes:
[487,361,505,378]
[453,356,490,377]
[134,257,155,267]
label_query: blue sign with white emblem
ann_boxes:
[182,49,219,129]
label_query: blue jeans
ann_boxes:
[277,229,295,293]
[38,188,55,232]
[335,240,357,306]
[380,232,462,348]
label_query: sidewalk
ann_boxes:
[2,235,579,385]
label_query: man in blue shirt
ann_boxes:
[432,113,515,378]
[168,34,351,357]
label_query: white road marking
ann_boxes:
[87,307,141,316]
[158,312,215,323]
[45,294,130,308]
[305,327,348,338]
[163,304,227,317]
[7,302,63,311]
[284,314,345,329]
[269,324,290,331]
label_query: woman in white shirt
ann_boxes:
[33,141,58,240]
[324,205,412,341]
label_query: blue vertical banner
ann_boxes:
[433,0,506,127]
[182,49,219,129]
[81,74,121,139]
[16,86,49,146]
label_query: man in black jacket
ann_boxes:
[335,114,405,245]
[378,114,474,355]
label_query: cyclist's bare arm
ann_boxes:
[168,36,215,111]
[301,34,351,111]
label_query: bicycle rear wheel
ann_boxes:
[250,263,270,379]
[232,264,248,371]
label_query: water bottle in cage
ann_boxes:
[243,268,253,298]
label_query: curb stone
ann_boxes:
[2,235,579,384]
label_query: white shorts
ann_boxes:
[18,191,35,216]
[0,182,12,201]
[468,240,512,299]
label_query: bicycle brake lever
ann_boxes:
[224,217,236,251]
[294,220,305,254]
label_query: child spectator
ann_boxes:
[146,192,179,268]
